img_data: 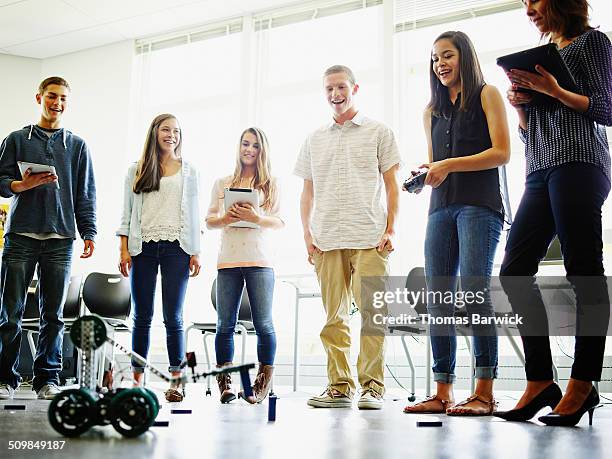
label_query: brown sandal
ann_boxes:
[446,394,497,416]
[403,395,454,414]
[164,387,184,402]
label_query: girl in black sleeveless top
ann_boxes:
[404,31,510,416]
[496,0,611,427]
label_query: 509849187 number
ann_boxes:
[7,440,65,450]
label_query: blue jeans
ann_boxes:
[215,267,276,365]
[0,234,73,391]
[425,205,502,383]
[130,241,190,373]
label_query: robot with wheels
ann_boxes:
[48,315,255,438]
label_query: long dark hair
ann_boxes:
[427,31,484,118]
[532,0,593,41]
[133,113,182,194]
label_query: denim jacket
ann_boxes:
[116,161,201,256]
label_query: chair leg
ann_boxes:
[503,326,526,365]
[184,324,194,354]
[105,341,116,389]
[26,331,37,361]
[97,342,106,387]
[203,332,212,396]
[425,335,432,397]
[400,335,416,402]
[236,324,248,365]
[75,342,82,387]
[504,326,558,384]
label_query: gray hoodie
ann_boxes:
[0,124,97,241]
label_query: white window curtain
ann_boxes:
[125,0,611,362]
[129,32,244,340]
[395,0,522,30]
[252,5,386,275]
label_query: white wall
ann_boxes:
[0,54,41,145]
[40,41,134,275]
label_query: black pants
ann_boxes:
[500,162,610,382]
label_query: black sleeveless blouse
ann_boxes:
[429,86,503,216]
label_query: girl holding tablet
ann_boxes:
[206,127,283,404]
[403,31,510,416]
[117,113,201,402]
[497,0,611,426]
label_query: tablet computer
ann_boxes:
[224,187,260,229]
[497,43,578,106]
[17,161,59,189]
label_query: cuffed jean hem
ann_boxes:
[474,366,498,380]
[433,372,456,384]
[132,365,184,374]
[0,381,20,390]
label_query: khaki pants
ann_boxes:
[313,248,389,397]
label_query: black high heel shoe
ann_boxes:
[493,383,562,422]
[538,386,599,427]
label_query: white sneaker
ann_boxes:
[37,384,62,400]
[357,389,384,410]
[307,387,353,408]
[0,383,14,400]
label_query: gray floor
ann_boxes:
[1,385,611,459]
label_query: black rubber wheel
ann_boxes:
[94,393,113,425]
[109,388,157,438]
[408,395,416,402]
[48,388,96,437]
[144,388,160,418]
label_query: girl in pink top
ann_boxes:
[206,127,284,404]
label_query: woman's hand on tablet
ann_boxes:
[230,203,260,224]
[508,65,561,98]
[222,209,241,226]
[507,87,533,107]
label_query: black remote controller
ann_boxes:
[403,171,427,193]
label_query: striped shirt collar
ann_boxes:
[327,110,366,129]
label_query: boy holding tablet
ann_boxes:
[0,76,97,400]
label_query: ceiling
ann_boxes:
[0,0,297,59]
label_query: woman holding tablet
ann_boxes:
[206,127,284,404]
[497,0,611,426]
[403,31,510,416]
[117,113,201,402]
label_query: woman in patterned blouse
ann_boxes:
[496,0,611,426]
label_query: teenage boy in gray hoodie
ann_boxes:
[0,76,97,400]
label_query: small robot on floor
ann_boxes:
[48,315,255,438]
